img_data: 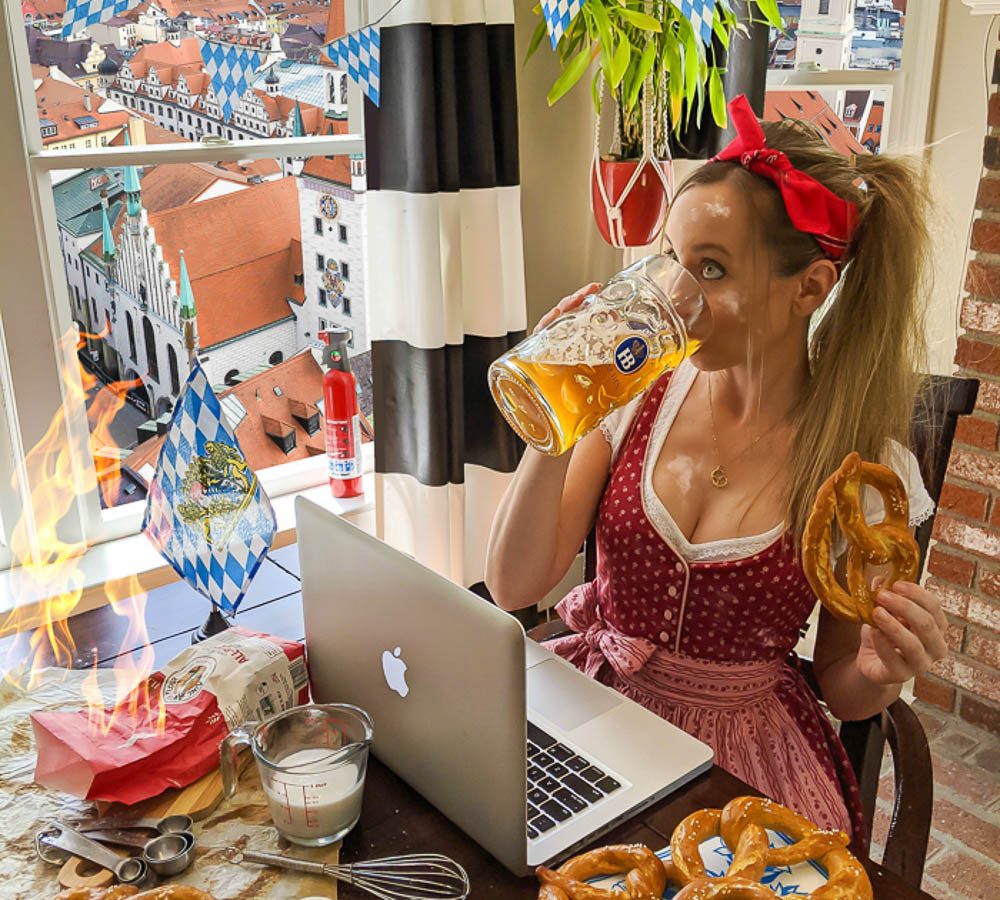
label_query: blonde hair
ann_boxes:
[676,118,931,542]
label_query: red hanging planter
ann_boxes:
[590,157,671,248]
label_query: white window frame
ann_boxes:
[765,0,943,154]
[0,0,367,572]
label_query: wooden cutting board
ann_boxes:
[96,756,248,821]
[60,757,250,889]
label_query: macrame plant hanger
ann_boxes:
[591,65,675,250]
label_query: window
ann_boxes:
[765,3,941,156]
[341,261,349,281]
[224,368,240,385]
[316,253,325,271]
[167,344,180,394]
[319,288,328,307]
[342,296,351,316]
[339,224,347,243]
[143,316,159,381]
[314,217,323,236]
[126,311,137,361]
[318,317,327,331]
[1,0,364,571]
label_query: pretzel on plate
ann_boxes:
[536,843,667,899]
[537,797,871,900]
[55,888,216,900]
[802,451,919,625]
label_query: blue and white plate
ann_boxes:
[587,830,828,898]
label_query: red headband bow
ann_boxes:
[710,94,859,263]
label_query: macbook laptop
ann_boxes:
[297,497,713,876]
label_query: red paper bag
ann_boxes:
[32,626,309,804]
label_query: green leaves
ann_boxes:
[615,9,662,32]
[753,0,784,30]
[708,66,728,127]
[547,43,595,106]
[624,39,657,114]
[524,19,547,64]
[533,0,783,142]
[609,32,631,88]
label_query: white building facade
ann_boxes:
[295,157,368,358]
[796,0,856,70]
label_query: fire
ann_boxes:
[2,325,165,735]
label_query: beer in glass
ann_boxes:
[489,254,711,455]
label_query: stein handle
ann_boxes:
[220,721,257,800]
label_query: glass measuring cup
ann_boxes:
[221,704,374,847]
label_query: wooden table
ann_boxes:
[345,753,935,899]
[1,557,936,899]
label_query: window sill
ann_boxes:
[0,455,375,636]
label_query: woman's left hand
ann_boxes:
[855,580,949,685]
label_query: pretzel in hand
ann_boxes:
[802,451,919,625]
[536,843,667,899]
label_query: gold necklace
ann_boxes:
[707,374,783,489]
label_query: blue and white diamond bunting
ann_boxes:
[670,0,715,46]
[61,0,141,38]
[199,40,264,123]
[323,25,381,107]
[541,0,587,49]
[143,361,275,615]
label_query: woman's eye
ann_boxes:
[701,260,725,280]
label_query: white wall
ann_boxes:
[200,319,298,388]
[924,7,993,375]
[513,6,621,329]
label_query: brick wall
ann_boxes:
[914,59,1000,736]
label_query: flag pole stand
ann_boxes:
[192,607,231,644]
[183,318,232,645]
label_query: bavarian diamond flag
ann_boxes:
[142,361,275,614]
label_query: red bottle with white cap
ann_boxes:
[321,328,363,498]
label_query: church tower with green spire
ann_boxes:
[178,249,199,364]
[101,207,117,265]
[123,133,142,233]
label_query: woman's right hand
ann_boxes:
[532,282,602,335]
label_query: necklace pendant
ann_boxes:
[711,465,729,489]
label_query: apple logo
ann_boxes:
[381,646,409,698]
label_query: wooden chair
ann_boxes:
[524,374,981,888]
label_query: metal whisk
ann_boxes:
[227,847,470,899]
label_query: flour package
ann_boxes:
[32,627,309,804]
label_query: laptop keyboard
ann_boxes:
[526,722,622,839]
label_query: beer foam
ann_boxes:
[662,453,697,495]
[715,289,747,322]
[703,200,731,218]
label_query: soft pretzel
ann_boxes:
[537,797,871,900]
[56,889,216,900]
[802,451,919,624]
[673,879,774,900]
[536,843,667,899]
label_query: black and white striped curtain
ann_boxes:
[365,1,526,586]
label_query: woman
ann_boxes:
[485,96,949,845]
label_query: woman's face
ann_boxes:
[662,178,807,372]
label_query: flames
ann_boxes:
[2,325,164,735]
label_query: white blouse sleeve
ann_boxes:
[598,393,644,464]
[832,439,935,556]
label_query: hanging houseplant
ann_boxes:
[527,0,784,248]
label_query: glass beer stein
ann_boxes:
[489,254,712,455]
